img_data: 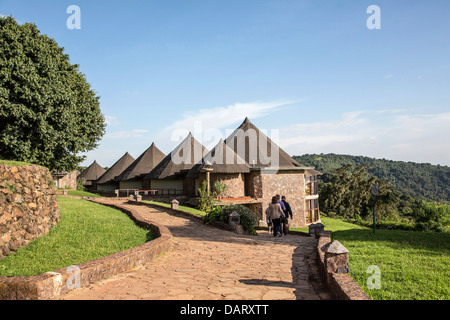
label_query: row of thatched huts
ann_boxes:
[78,118,321,227]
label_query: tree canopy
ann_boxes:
[294,153,450,202]
[0,16,105,171]
[317,164,405,221]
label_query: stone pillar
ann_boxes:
[201,161,214,195]
[171,199,179,210]
[321,240,349,275]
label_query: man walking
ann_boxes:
[281,196,293,220]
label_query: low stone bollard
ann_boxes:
[171,199,179,210]
[309,222,325,238]
[228,211,240,225]
[136,195,142,202]
[228,211,244,234]
[321,240,349,275]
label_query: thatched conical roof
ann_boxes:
[96,152,135,185]
[115,143,165,182]
[145,133,208,180]
[224,117,306,169]
[77,161,106,185]
[186,139,250,179]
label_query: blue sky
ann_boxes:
[1,0,450,166]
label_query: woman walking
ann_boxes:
[266,196,285,237]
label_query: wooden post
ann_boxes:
[206,170,211,194]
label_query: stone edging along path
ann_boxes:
[316,231,370,300]
[0,200,173,300]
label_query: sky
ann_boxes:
[1,0,450,167]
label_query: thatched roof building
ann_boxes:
[77,161,106,186]
[145,133,208,181]
[115,143,165,183]
[224,117,306,169]
[96,152,135,190]
[186,139,249,179]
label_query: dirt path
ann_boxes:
[60,200,331,300]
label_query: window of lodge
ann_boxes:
[305,175,318,196]
[306,198,319,223]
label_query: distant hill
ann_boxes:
[293,153,450,203]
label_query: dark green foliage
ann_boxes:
[294,153,450,202]
[414,201,449,232]
[76,177,86,191]
[0,17,105,171]
[203,205,225,224]
[221,204,258,234]
[297,154,449,232]
[318,164,407,223]
[204,204,258,234]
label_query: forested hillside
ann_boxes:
[293,154,450,202]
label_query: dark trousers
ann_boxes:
[272,218,281,236]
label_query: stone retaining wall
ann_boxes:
[316,231,371,300]
[0,201,173,300]
[0,163,60,260]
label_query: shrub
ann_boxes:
[76,178,86,191]
[197,180,216,213]
[214,179,228,198]
[414,201,449,232]
[203,205,225,225]
[222,205,258,234]
[203,204,258,235]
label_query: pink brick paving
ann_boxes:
[59,200,332,300]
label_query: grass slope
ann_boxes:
[142,200,206,216]
[67,190,101,197]
[293,217,449,300]
[0,160,31,166]
[0,197,151,276]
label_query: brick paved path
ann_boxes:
[60,200,331,300]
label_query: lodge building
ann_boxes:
[80,118,321,227]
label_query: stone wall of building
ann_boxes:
[246,170,263,198]
[53,171,79,190]
[0,164,60,260]
[198,172,246,198]
[255,170,307,228]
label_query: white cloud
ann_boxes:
[385,74,394,79]
[280,110,450,165]
[155,100,297,151]
[165,100,294,132]
[104,115,120,126]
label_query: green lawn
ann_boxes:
[0,197,152,276]
[142,200,206,216]
[0,160,31,166]
[67,190,101,197]
[293,217,450,300]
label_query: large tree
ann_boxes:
[0,16,105,171]
[319,164,402,221]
